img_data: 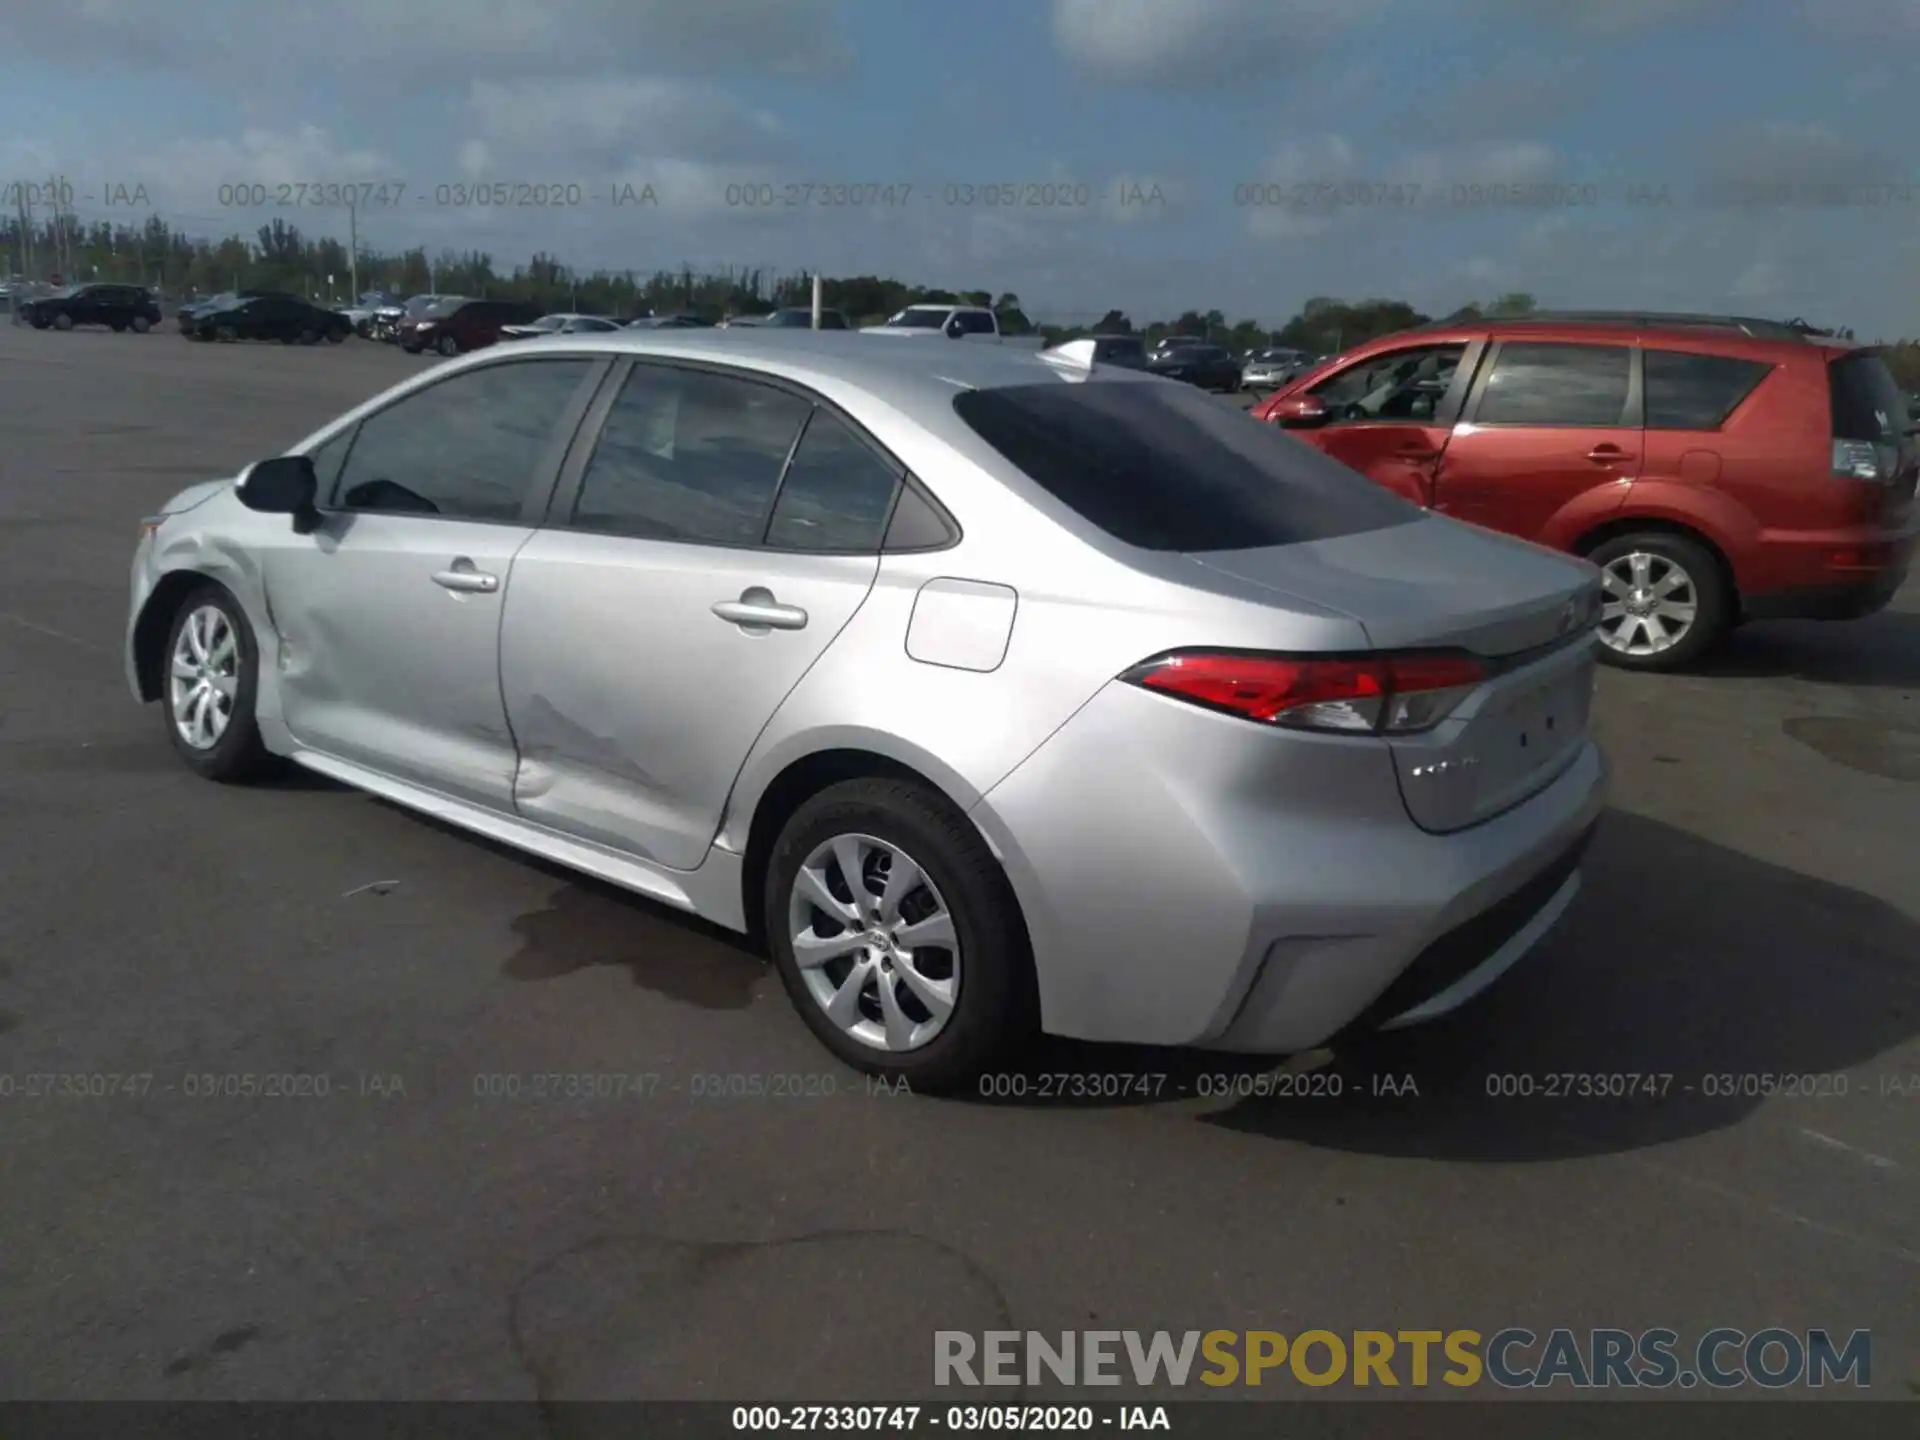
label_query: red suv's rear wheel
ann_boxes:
[1588,531,1730,671]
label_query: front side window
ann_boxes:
[1310,343,1466,424]
[570,365,811,545]
[330,359,594,519]
[1471,342,1631,426]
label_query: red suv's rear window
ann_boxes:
[1829,352,1909,443]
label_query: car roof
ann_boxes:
[1380,311,1856,358]
[463,328,1159,407]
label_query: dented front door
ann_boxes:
[267,513,531,808]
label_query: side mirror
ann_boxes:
[944,316,966,339]
[237,455,320,533]
[1269,395,1330,428]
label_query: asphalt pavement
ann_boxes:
[0,323,1917,1404]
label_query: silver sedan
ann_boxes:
[126,331,1608,1090]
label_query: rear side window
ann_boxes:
[764,409,901,552]
[1473,343,1631,426]
[571,364,811,545]
[1644,350,1770,429]
[952,381,1420,552]
[1829,353,1908,443]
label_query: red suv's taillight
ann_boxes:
[1120,650,1487,734]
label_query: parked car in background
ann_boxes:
[399,297,539,356]
[861,304,1047,347]
[1150,335,1208,361]
[1242,347,1313,391]
[372,295,449,343]
[18,283,163,333]
[763,307,854,330]
[182,294,352,345]
[627,313,713,329]
[499,313,624,341]
[718,313,769,328]
[177,289,298,333]
[1254,310,1919,669]
[1148,343,1242,392]
[124,330,1605,1090]
[339,291,402,338]
[1046,334,1148,370]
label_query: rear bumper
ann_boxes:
[1740,519,1916,619]
[971,679,1609,1053]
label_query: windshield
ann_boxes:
[767,310,815,327]
[528,315,569,331]
[885,308,949,329]
[952,381,1418,552]
[423,297,465,317]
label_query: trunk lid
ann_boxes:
[1189,516,1602,832]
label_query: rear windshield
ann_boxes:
[1829,352,1909,443]
[952,382,1421,552]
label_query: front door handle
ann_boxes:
[1587,445,1635,463]
[1394,446,1440,462]
[432,559,499,594]
[712,587,808,632]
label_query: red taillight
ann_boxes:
[1122,650,1487,734]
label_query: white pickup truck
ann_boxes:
[860,304,1047,347]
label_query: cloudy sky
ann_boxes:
[3,0,1918,331]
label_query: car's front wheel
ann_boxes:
[160,584,277,782]
[1588,530,1731,671]
[215,325,238,343]
[437,333,461,357]
[765,778,1037,1093]
[131,315,151,333]
[52,313,73,331]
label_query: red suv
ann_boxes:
[1251,312,1919,669]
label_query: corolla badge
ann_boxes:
[1410,755,1479,779]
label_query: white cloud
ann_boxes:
[0,0,855,79]
[464,79,788,169]
[1051,0,1390,86]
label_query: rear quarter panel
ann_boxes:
[1624,351,1828,590]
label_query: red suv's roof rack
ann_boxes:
[1421,310,1844,342]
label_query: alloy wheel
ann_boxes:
[787,832,960,1053]
[1598,551,1697,658]
[169,604,238,750]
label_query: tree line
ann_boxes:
[15,211,1904,379]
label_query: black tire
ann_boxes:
[764,778,1038,1093]
[325,328,346,343]
[158,582,279,783]
[400,343,421,354]
[29,316,49,330]
[215,325,237,343]
[298,328,320,345]
[1586,530,1731,672]
[436,333,460,357]
[131,315,151,333]
[52,312,73,331]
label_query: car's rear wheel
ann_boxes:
[299,327,320,345]
[161,585,277,783]
[437,333,460,357]
[215,325,238,343]
[325,328,345,343]
[52,313,73,331]
[765,778,1036,1093]
[1588,531,1730,671]
[131,315,151,333]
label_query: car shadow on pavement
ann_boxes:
[1200,808,1920,1158]
[1690,607,1920,688]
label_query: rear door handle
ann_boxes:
[1394,446,1440,462]
[712,587,808,632]
[1587,445,1635,463]
[432,559,499,593]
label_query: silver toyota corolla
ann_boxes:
[126,331,1608,1090]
